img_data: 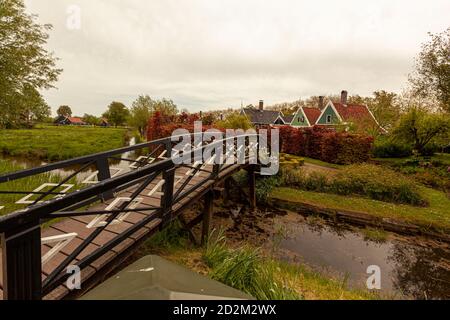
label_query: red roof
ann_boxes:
[302,107,321,125]
[68,117,85,124]
[333,102,376,124]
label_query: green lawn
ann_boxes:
[0,125,128,161]
[270,187,450,233]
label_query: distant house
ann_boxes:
[315,91,382,131]
[99,118,110,127]
[288,107,322,127]
[284,91,382,132]
[240,100,283,128]
[54,116,87,126]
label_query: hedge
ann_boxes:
[279,126,373,165]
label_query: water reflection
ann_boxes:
[278,214,450,299]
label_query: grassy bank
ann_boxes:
[135,224,382,300]
[0,125,128,161]
[302,157,344,169]
[270,187,450,233]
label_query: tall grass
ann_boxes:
[203,229,301,300]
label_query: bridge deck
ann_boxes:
[0,164,242,300]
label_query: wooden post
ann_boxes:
[161,166,176,228]
[201,190,214,245]
[1,219,42,300]
[95,157,114,200]
[248,165,256,210]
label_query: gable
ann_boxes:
[274,116,285,125]
[316,103,341,125]
[291,108,310,127]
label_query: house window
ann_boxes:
[300,116,305,123]
[326,115,332,123]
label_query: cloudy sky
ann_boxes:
[25,0,449,115]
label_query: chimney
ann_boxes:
[319,96,324,109]
[259,100,264,111]
[199,111,203,119]
[341,90,348,105]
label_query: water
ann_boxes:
[0,137,138,181]
[277,213,450,300]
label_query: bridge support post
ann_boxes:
[248,165,257,210]
[161,166,176,228]
[201,190,214,245]
[95,157,114,200]
[1,219,42,300]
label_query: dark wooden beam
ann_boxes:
[201,191,214,245]
[248,165,256,210]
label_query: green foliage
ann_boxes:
[128,95,153,138]
[279,153,305,169]
[409,27,450,112]
[203,229,229,268]
[214,113,253,130]
[142,220,188,252]
[82,113,100,126]
[0,125,127,161]
[204,230,301,300]
[103,101,130,127]
[256,176,280,203]
[57,105,72,118]
[392,107,450,155]
[361,228,388,243]
[0,0,62,129]
[279,164,425,206]
[372,138,413,158]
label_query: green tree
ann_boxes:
[103,102,129,127]
[57,105,72,117]
[82,114,100,126]
[153,98,178,116]
[214,113,253,130]
[409,27,450,112]
[129,95,154,138]
[0,0,62,128]
[392,107,450,154]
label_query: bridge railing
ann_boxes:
[0,132,261,300]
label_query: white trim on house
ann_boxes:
[365,105,388,133]
[291,107,311,127]
[315,100,343,125]
[273,115,286,125]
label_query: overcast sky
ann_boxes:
[25,0,449,115]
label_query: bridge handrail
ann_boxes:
[0,132,259,229]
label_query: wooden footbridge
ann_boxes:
[0,132,263,300]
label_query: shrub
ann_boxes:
[255,176,280,203]
[279,165,426,206]
[421,143,439,156]
[372,140,413,158]
[279,126,373,165]
[334,164,425,205]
